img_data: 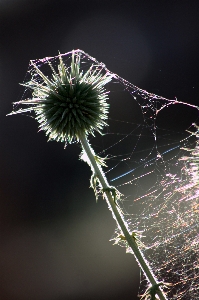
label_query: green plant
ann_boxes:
[8,50,167,300]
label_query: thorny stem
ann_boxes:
[79,132,167,300]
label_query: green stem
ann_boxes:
[79,133,167,300]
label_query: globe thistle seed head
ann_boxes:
[9,50,112,143]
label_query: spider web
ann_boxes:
[19,50,199,299]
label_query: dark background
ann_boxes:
[0,1,199,299]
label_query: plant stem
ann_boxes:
[79,132,167,300]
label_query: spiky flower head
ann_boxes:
[9,50,112,143]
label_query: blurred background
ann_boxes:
[0,1,199,299]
